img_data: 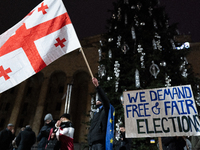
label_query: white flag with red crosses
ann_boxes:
[0,0,81,93]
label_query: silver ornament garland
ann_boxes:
[114,61,120,92]
[153,19,158,29]
[135,69,140,88]
[117,35,122,48]
[107,76,112,81]
[165,74,171,87]
[98,48,102,61]
[108,38,113,42]
[137,45,145,68]
[98,64,106,78]
[160,61,166,67]
[170,39,176,50]
[131,26,136,40]
[180,57,188,78]
[153,33,162,51]
[140,22,145,26]
[149,7,153,16]
[134,15,139,26]
[115,119,123,140]
[196,85,200,106]
[108,49,112,58]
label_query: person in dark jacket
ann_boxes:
[0,123,15,150]
[37,113,56,150]
[162,136,186,150]
[115,124,131,150]
[15,125,36,150]
[88,77,110,150]
[12,127,25,150]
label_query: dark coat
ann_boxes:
[87,86,110,146]
[162,137,186,150]
[0,128,15,150]
[16,127,36,150]
[37,121,56,150]
[115,132,131,150]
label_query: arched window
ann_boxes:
[0,85,19,130]
[16,72,44,128]
[43,71,66,120]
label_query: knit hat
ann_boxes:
[44,113,53,121]
[26,125,31,128]
[96,98,102,103]
[119,123,125,128]
[60,113,70,120]
[7,123,14,127]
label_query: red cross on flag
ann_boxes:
[0,0,81,93]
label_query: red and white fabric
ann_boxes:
[56,125,75,150]
[0,0,81,93]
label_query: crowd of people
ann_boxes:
[0,112,75,150]
[0,78,200,150]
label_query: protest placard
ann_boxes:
[123,85,200,138]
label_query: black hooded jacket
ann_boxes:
[0,128,15,150]
[87,86,110,145]
[37,120,56,149]
[16,127,36,150]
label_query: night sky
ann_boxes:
[0,0,200,42]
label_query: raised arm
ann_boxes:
[92,78,110,111]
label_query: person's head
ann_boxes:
[51,133,55,139]
[26,125,31,128]
[60,113,70,122]
[119,123,125,132]
[21,127,25,131]
[7,123,14,131]
[44,113,53,124]
[96,98,102,106]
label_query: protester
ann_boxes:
[12,127,25,150]
[55,113,74,150]
[15,125,36,150]
[162,136,186,150]
[115,123,131,150]
[37,113,56,150]
[191,135,200,150]
[183,136,192,150]
[45,129,59,150]
[87,77,110,150]
[191,115,200,150]
[0,123,15,150]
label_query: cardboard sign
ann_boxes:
[123,85,200,138]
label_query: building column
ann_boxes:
[9,80,27,125]
[32,77,49,135]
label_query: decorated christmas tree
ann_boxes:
[95,0,200,149]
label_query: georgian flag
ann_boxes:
[0,0,81,93]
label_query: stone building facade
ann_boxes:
[0,34,200,146]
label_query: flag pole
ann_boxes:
[80,47,94,78]
[158,137,163,150]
